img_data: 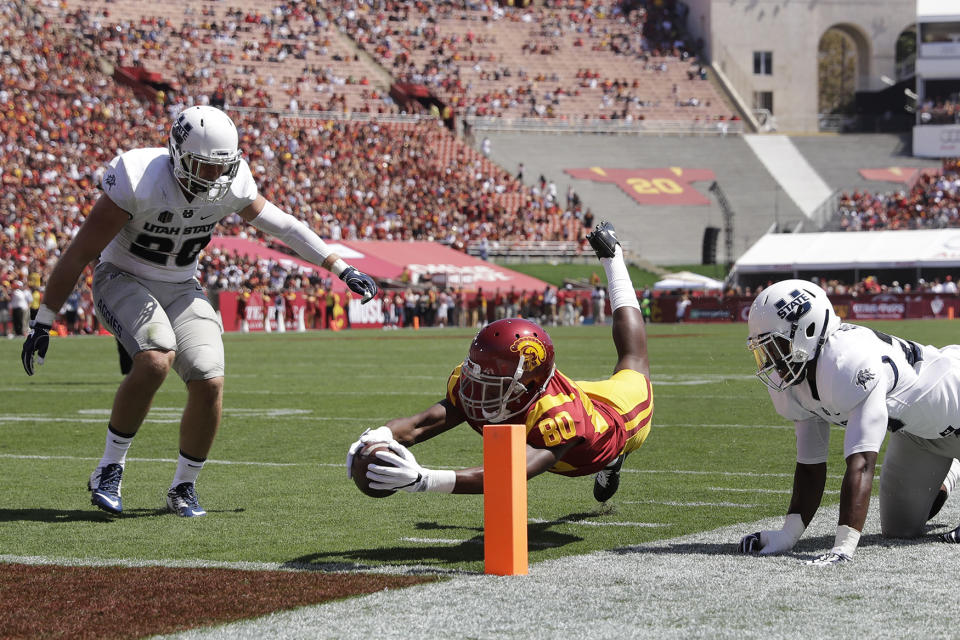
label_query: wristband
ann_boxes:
[329,258,348,277]
[34,304,56,327]
[424,469,457,493]
[783,512,806,541]
[831,524,861,558]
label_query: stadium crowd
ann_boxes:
[1,0,596,337]
[918,98,959,126]
[330,0,732,122]
[835,164,960,231]
[39,0,733,123]
[3,0,959,338]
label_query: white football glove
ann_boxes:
[806,524,859,566]
[737,513,805,555]
[805,551,852,566]
[367,441,455,493]
[345,426,395,479]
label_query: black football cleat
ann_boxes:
[593,453,626,502]
[587,221,620,259]
[88,463,124,515]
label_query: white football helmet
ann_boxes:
[746,279,840,391]
[168,105,241,201]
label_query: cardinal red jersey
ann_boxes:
[447,365,653,476]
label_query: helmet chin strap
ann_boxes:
[812,309,831,360]
[794,309,832,385]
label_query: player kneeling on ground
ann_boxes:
[737,279,960,565]
[346,222,653,500]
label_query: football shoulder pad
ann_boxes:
[816,340,884,414]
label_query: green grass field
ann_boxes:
[497,261,730,288]
[2,319,957,575]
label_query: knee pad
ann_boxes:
[174,342,225,382]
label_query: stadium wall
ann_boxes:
[684,0,916,133]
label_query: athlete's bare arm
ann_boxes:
[43,193,130,311]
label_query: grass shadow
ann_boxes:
[0,506,244,523]
[283,511,607,572]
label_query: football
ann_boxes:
[352,442,396,498]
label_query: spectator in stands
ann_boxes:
[0,284,10,338]
[592,283,607,324]
[676,292,691,322]
[9,281,30,337]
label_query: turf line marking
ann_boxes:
[706,486,841,495]
[622,499,760,508]
[527,517,668,528]
[0,453,860,478]
[624,468,856,479]
[401,537,481,545]
[0,454,299,467]
[0,554,467,575]
[0,414,369,424]
[654,423,847,431]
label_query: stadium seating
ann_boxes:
[4,0,602,334]
[833,165,960,231]
[331,0,737,123]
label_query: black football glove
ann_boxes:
[22,320,52,376]
[340,266,378,304]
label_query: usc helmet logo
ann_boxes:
[511,337,547,371]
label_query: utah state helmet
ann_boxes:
[458,318,556,423]
[747,279,839,391]
[169,105,242,202]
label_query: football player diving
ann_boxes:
[737,279,960,565]
[21,105,378,517]
[346,222,653,501]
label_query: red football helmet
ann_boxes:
[458,318,556,423]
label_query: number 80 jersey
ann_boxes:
[98,148,258,282]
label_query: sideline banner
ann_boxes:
[653,293,960,323]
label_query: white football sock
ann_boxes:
[171,451,205,488]
[99,425,134,468]
[601,245,640,311]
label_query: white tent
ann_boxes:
[653,271,725,291]
[732,229,960,273]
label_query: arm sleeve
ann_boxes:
[842,374,890,457]
[795,417,831,464]
[248,201,348,276]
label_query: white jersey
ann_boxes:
[98,148,257,282]
[767,323,960,463]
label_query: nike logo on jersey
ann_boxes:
[200,214,217,220]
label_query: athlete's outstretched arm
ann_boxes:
[22,193,130,375]
[385,399,466,446]
[442,440,578,494]
[42,193,130,313]
[239,196,377,302]
[366,438,578,495]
